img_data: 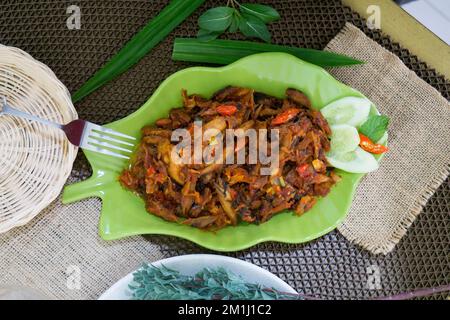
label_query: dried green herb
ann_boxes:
[128,264,450,300]
[129,264,304,300]
[197,0,280,43]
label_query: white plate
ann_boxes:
[99,254,296,300]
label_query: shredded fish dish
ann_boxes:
[119,87,340,230]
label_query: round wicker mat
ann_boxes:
[0,45,77,234]
[0,0,448,299]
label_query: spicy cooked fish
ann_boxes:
[119,87,340,230]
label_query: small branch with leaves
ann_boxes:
[198,1,280,43]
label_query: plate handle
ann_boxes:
[62,173,107,204]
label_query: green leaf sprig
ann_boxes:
[197,1,280,43]
[359,115,389,142]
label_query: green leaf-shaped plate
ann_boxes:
[63,52,377,252]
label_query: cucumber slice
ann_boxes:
[326,147,379,173]
[330,124,360,154]
[320,97,371,127]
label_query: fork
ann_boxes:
[1,97,136,159]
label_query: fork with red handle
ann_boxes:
[0,97,135,159]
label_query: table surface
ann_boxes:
[344,0,450,79]
[402,0,450,45]
[0,0,448,299]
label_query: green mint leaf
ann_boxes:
[197,28,222,42]
[228,12,241,33]
[198,7,235,32]
[359,115,389,142]
[238,13,271,43]
[239,3,280,23]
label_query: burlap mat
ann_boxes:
[0,179,164,300]
[325,23,450,254]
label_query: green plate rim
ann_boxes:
[63,52,382,252]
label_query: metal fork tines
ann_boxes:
[1,97,136,160]
[79,122,136,159]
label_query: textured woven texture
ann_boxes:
[0,0,448,299]
[326,23,450,255]
[0,184,164,300]
[0,45,77,234]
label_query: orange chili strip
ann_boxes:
[296,163,311,178]
[146,166,156,176]
[271,108,300,125]
[359,133,388,154]
[216,104,237,116]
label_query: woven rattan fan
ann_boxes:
[0,44,78,233]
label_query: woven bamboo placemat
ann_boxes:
[0,0,448,299]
